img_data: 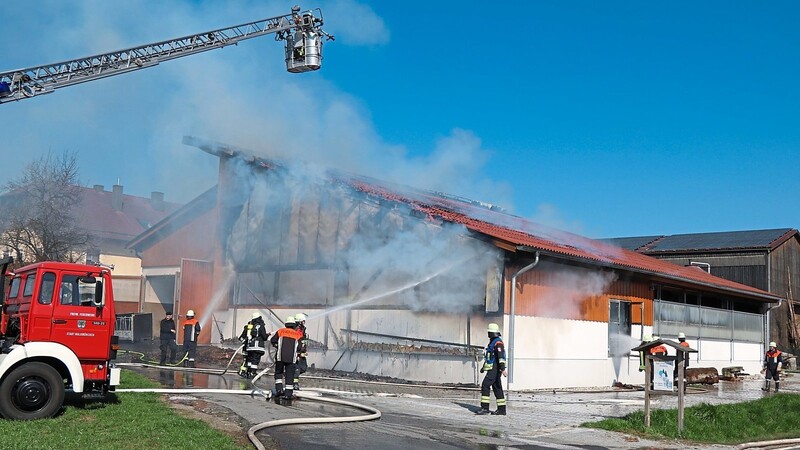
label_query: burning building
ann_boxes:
[127,138,782,389]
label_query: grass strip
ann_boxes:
[0,369,249,450]
[585,393,800,444]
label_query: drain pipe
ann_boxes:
[508,251,540,389]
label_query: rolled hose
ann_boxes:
[115,386,381,450]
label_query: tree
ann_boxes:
[0,151,91,263]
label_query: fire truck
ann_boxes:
[0,256,119,419]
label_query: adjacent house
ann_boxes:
[1,184,180,314]
[128,139,782,389]
[603,229,800,353]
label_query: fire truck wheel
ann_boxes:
[0,362,65,420]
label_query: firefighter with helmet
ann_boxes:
[477,323,507,415]
[674,332,690,387]
[270,315,304,405]
[182,310,201,367]
[239,311,270,379]
[762,341,783,392]
[293,313,309,390]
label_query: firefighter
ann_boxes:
[182,310,201,368]
[159,311,177,365]
[476,323,507,416]
[761,341,783,392]
[270,315,304,406]
[638,334,652,373]
[674,332,690,386]
[238,312,270,379]
[293,312,309,390]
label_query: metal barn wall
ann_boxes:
[503,260,653,324]
[655,253,768,291]
[769,237,800,350]
[139,207,218,268]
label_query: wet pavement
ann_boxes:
[121,353,798,450]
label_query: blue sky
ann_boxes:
[1,1,798,239]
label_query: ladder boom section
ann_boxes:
[0,7,326,103]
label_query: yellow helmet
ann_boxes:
[295,313,308,322]
[769,341,777,348]
[643,334,653,342]
[251,312,261,320]
[487,323,500,333]
[285,315,295,325]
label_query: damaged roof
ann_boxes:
[158,137,783,304]
[603,228,798,253]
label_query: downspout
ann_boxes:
[508,251,540,389]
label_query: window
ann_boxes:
[38,272,56,305]
[59,275,96,307]
[8,277,20,298]
[609,299,632,356]
[23,275,36,297]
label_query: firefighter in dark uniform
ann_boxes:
[239,312,271,379]
[293,313,308,390]
[270,315,304,406]
[182,309,201,368]
[762,341,783,392]
[159,311,177,365]
[477,323,507,415]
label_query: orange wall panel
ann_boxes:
[504,262,654,325]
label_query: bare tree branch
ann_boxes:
[1,151,90,263]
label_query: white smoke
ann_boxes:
[534,268,617,320]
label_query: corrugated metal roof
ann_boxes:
[183,137,783,303]
[640,228,797,252]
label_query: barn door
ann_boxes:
[177,259,213,344]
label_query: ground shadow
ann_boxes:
[453,401,483,413]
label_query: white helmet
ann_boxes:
[251,312,261,320]
[295,313,307,322]
[285,315,295,325]
[186,309,195,317]
[769,341,777,348]
[678,332,686,339]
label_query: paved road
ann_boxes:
[133,366,797,449]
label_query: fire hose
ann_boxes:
[117,384,381,450]
[736,439,800,450]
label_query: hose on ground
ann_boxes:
[118,349,188,367]
[736,438,800,450]
[116,386,381,450]
[247,391,381,450]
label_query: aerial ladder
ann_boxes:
[0,5,333,104]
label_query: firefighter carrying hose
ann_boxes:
[182,310,201,368]
[270,315,304,406]
[761,341,783,392]
[476,323,507,416]
[238,312,270,379]
[293,313,309,390]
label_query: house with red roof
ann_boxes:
[1,184,180,314]
[128,138,782,389]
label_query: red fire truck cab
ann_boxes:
[0,257,120,419]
